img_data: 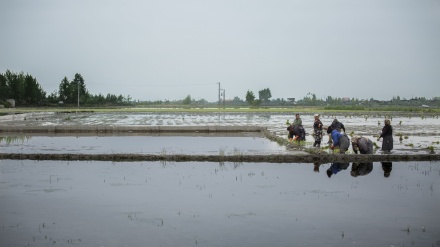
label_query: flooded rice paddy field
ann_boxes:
[1,160,439,247]
[1,112,439,155]
[0,134,291,155]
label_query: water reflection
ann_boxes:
[324,162,393,178]
[0,135,31,145]
[0,160,438,247]
[325,162,393,179]
[381,162,393,177]
[351,162,373,177]
[326,162,350,177]
[313,163,321,172]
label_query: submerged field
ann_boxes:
[1,160,439,247]
[1,111,439,156]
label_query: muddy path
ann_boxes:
[1,152,439,163]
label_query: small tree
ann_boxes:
[245,90,255,105]
[258,88,272,102]
[183,95,192,105]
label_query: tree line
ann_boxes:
[0,70,131,107]
[1,70,438,108]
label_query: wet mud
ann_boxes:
[1,152,439,163]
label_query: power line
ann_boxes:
[41,82,216,87]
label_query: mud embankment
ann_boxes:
[1,153,439,163]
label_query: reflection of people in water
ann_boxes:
[381,162,392,178]
[313,163,321,172]
[350,163,373,177]
[326,163,350,178]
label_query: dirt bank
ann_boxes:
[1,153,439,163]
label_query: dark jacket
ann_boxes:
[380,124,393,151]
[380,124,392,138]
[331,119,345,133]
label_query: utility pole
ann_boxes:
[217,82,221,106]
[222,89,225,108]
[77,80,80,108]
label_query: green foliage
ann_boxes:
[0,70,46,106]
[258,88,272,102]
[183,95,192,105]
[245,90,255,105]
[58,74,88,104]
[324,105,365,110]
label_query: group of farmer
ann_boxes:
[287,113,394,154]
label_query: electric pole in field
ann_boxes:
[222,89,225,108]
[77,81,80,108]
[217,82,221,106]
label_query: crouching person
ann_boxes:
[351,136,373,154]
[287,125,306,142]
[330,128,350,154]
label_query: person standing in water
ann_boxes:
[292,113,302,127]
[313,114,323,147]
[377,119,393,153]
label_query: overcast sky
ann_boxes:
[1,0,439,102]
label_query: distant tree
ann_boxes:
[58,77,71,103]
[47,90,59,103]
[233,96,242,102]
[72,73,88,105]
[0,70,45,105]
[5,70,25,103]
[196,98,208,105]
[258,88,272,102]
[245,90,255,105]
[58,73,89,104]
[0,73,11,100]
[183,95,192,105]
[23,74,46,104]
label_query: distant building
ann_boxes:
[342,97,350,102]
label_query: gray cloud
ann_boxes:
[1,0,439,101]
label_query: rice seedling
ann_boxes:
[233,148,244,157]
[219,147,225,156]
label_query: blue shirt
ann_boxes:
[331,129,343,146]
